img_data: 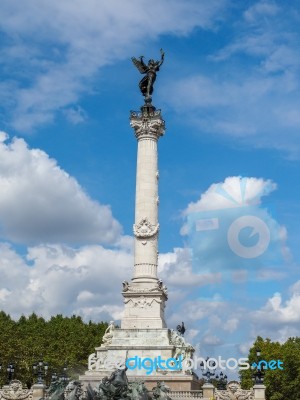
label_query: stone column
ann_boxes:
[121,104,167,329]
[202,382,215,399]
[130,104,165,285]
[253,384,266,400]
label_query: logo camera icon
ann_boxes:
[227,215,271,259]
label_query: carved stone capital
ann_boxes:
[130,109,165,141]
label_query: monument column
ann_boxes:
[120,50,168,329]
[80,51,199,391]
[131,104,164,283]
[121,104,167,329]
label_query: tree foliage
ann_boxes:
[240,336,300,400]
[0,311,107,387]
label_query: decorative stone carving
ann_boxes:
[133,217,159,239]
[88,352,108,370]
[215,381,254,400]
[101,321,115,347]
[122,280,167,297]
[134,296,152,308]
[169,330,195,373]
[124,296,162,308]
[130,111,165,141]
[170,330,185,347]
[122,281,130,291]
[0,380,33,400]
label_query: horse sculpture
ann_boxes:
[64,381,84,400]
[128,381,150,400]
[86,368,129,400]
[152,382,171,400]
[44,379,68,400]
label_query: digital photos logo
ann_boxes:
[96,354,284,374]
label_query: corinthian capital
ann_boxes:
[130,109,165,140]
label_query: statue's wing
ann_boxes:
[132,57,148,74]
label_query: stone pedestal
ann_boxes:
[253,384,266,400]
[202,383,214,399]
[32,384,45,400]
[79,328,199,390]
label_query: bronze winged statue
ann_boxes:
[132,49,165,102]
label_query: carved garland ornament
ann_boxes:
[133,217,159,239]
[0,380,33,400]
[215,381,254,400]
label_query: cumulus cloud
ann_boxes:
[159,247,221,287]
[251,289,300,326]
[0,0,227,132]
[0,132,121,244]
[248,281,300,342]
[182,176,276,216]
[0,242,133,321]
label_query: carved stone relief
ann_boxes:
[215,381,254,400]
[133,217,159,239]
[0,380,33,400]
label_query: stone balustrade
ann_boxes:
[169,390,204,399]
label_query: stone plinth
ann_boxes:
[253,384,266,400]
[121,288,167,329]
[202,383,214,399]
[79,328,199,390]
[32,384,45,400]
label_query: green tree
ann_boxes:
[0,312,107,387]
[240,336,300,400]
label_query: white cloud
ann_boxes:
[159,247,221,287]
[223,318,239,333]
[182,176,276,216]
[0,241,133,321]
[248,280,300,342]
[202,334,222,346]
[0,0,227,132]
[0,133,121,244]
[251,290,300,326]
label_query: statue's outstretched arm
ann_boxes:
[158,48,165,67]
[139,56,147,68]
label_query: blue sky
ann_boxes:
[0,0,299,376]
